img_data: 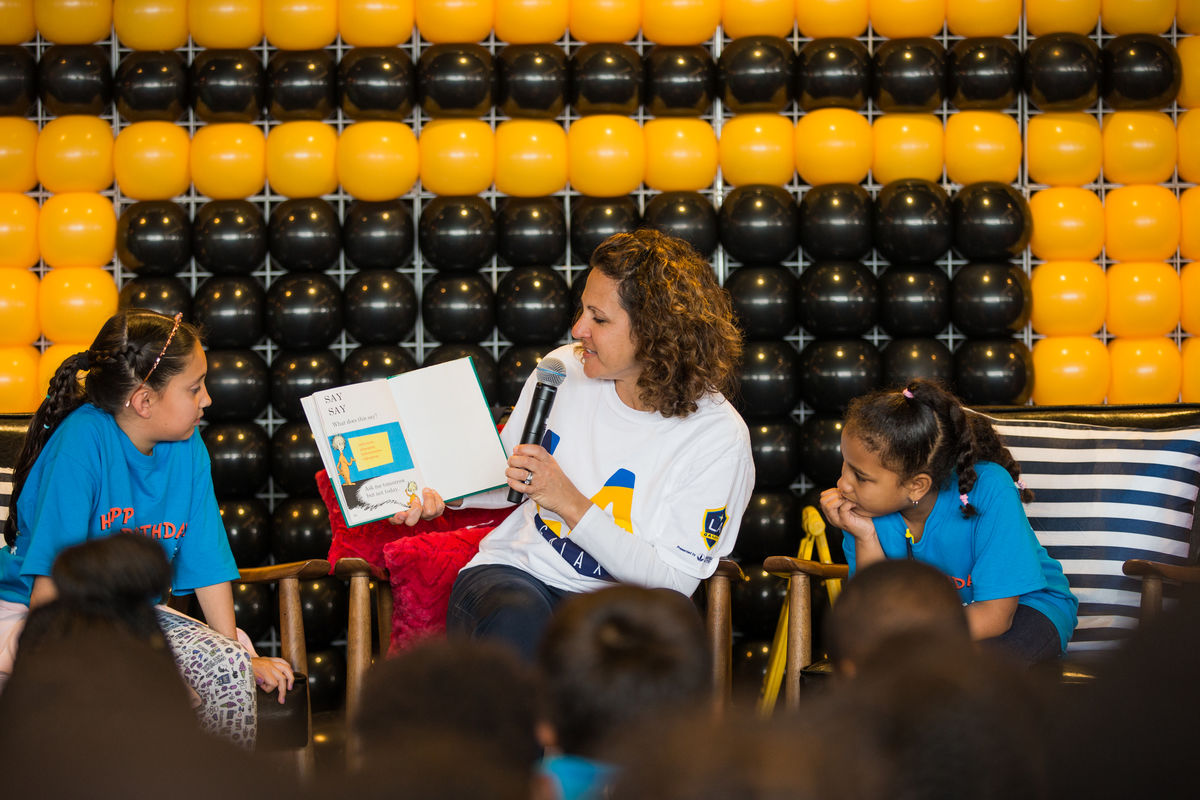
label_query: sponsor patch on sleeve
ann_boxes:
[701,507,727,551]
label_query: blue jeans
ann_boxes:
[447,564,574,661]
[983,604,1063,666]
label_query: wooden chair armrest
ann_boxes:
[333,556,390,582]
[1122,560,1200,584]
[763,556,849,580]
[713,557,747,583]
[238,559,331,584]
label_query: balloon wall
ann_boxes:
[1,0,1198,701]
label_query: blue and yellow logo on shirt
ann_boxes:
[702,507,727,551]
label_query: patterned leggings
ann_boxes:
[156,608,257,749]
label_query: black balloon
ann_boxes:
[418,43,494,118]
[880,337,954,389]
[343,269,417,345]
[642,192,719,258]
[0,46,36,117]
[300,578,348,648]
[570,43,642,115]
[951,182,1031,262]
[190,49,264,123]
[498,344,553,408]
[747,418,803,489]
[221,497,271,568]
[306,647,346,713]
[424,343,499,406]
[496,266,571,344]
[266,272,343,349]
[643,44,716,116]
[267,48,336,120]
[874,180,952,266]
[878,264,951,337]
[1101,33,1181,110]
[269,198,342,272]
[798,339,882,413]
[797,414,845,487]
[343,344,418,383]
[272,421,323,496]
[118,276,192,319]
[951,262,1031,337]
[569,196,639,263]
[117,201,191,275]
[203,422,270,498]
[192,200,268,275]
[1024,33,1100,112]
[798,183,873,262]
[738,340,800,418]
[204,349,270,422]
[338,46,416,121]
[797,261,878,338]
[718,36,795,114]
[418,195,496,272]
[114,50,188,122]
[953,338,1033,405]
[794,37,870,111]
[270,349,343,421]
[719,185,800,266]
[735,491,801,563]
[733,568,788,639]
[38,44,111,116]
[872,37,945,113]
[272,500,332,564]
[496,196,566,267]
[947,37,1021,110]
[232,581,272,642]
[193,275,266,348]
[343,199,415,270]
[496,44,567,119]
[725,265,799,340]
[422,273,495,343]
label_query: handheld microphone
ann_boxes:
[506,357,566,504]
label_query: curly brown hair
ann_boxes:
[585,229,743,418]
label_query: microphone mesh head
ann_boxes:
[535,357,567,387]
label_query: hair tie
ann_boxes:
[901,388,914,399]
[42,423,50,430]
[1016,479,1026,491]
[959,493,969,506]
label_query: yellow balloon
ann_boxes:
[0,268,39,346]
[642,0,719,44]
[1182,0,1200,35]
[0,345,39,413]
[868,0,944,38]
[1181,261,1200,335]
[794,108,872,185]
[266,121,339,199]
[1031,336,1109,405]
[113,0,188,49]
[0,117,38,193]
[338,121,420,200]
[1030,260,1106,336]
[1100,0,1173,34]
[188,0,263,48]
[0,193,39,270]
[38,192,116,269]
[415,0,494,43]
[568,0,641,42]
[1107,337,1181,404]
[1029,187,1104,262]
[1178,109,1200,184]
[495,0,569,43]
[33,0,112,43]
[943,110,1021,185]
[38,266,118,343]
[1182,186,1200,262]
[1026,0,1099,35]
[871,113,943,185]
[718,113,795,187]
[567,115,644,197]
[494,119,568,196]
[945,0,1019,36]
[1026,112,1101,187]
[418,119,495,196]
[1103,184,1179,263]
[263,0,338,49]
[1100,111,1177,185]
[722,0,794,38]
[642,118,717,192]
[1178,36,1200,108]
[35,115,113,194]
[113,121,191,200]
[339,0,415,46]
[38,342,88,397]
[1183,337,1200,402]
[795,0,866,36]
[0,0,36,44]
[1105,261,1180,338]
[190,123,266,200]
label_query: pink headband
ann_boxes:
[902,388,914,399]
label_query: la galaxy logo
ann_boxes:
[702,507,727,551]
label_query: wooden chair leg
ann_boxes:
[784,573,811,711]
[706,571,733,710]
[345,572,372,725]
[276,574,313,779]
[1140,574,1164,625]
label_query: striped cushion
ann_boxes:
[985,417,1200,656]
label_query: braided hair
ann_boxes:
[843,379,1033,518]
[4,310,201,547]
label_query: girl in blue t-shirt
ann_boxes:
[0,310,293,745]
[821,379,1078,665]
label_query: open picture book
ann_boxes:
[301,357,510,527]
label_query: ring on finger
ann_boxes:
[524,470,533,485]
